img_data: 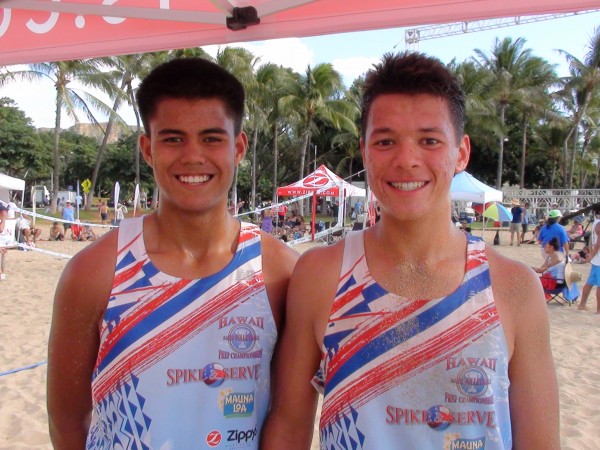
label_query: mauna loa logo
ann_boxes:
[224,391,255,418]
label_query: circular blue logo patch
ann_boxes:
[426,405,453,430]
[226,324,258,353]
[455,366,490,398]
[202,362,226,387]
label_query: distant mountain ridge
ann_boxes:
[38,122,138,144]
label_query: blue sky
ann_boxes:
[1,10,599,128]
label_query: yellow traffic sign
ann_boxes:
[81,178,92,193]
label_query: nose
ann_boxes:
[391,138,420,169]
[180,140,208,164]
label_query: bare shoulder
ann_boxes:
[288,240,345,331]
[55,229,118,319]
[484,245,548,354]
[260,231,299,273]
[259,232,299,329]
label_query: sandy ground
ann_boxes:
[0,225,598,449]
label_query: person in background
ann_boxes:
[47,57,298,449]
[18,216,42,246]
[567,216,584,241]
[261,51,559,450]
[520,201,531,243]
[509,198,524,246]
[533,237,566,294]
[98,201,110,225]
[537,209,569,262]
[0,203,13,280]
[114,203,128,226]
[49,222,65,241]
[578,207,600,313]
[61,201,75,239]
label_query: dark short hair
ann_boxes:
[547,237,560,251]
[361,52,466,143]
[136,58,245,135]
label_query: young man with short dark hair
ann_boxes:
[47,58,298,449]
[262,52,559,449]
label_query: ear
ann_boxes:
[454,134,471,174]
[234,131,248,166]
[139,133,153,167]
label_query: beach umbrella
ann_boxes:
[471,202,494,215]
[483,202,512,222]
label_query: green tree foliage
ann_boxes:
[0,98,48,179]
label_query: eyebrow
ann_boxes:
[370,126,446,135]
[157,127,228,135]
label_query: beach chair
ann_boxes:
[542,262,582,306]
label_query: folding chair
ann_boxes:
[542,263,581,306]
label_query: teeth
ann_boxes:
[391,181,425,191]
[179,175,210,184]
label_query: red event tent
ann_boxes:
[1,1,598,66]
[277,165,365,240]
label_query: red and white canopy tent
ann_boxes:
[277,165,365,240]
[1,1,598,66]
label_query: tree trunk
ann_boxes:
[519,113,528,188]
[495,105,506,189]
[298,126,312,216]
[50,92,63,214]
[86,78,126,211]
[272,123,279,203]
[566,90,593,188]
[251,127,258,209]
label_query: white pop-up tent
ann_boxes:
[0,173,25,244]
[0,173,25,204]
[450,171,503,205]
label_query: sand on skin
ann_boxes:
[0,226,598,449]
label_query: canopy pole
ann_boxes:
[311,191,317,241]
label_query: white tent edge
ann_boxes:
[450,171,503,205]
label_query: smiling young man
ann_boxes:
[47,58,298,449]
[261,53,559,449]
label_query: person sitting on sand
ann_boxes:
[571,245,590,264]
[49,222,65,241]
[71,221,84,241]
[18,217,42,247]
[533,237,565,292]
[567,217,584,240]
[82,222,97,241]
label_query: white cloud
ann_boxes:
[331,56,380,86]
[205,37,315,74]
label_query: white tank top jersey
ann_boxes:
[86,217,277,449]
[313,231,512,450]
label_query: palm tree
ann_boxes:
[474,37,554,189]
[280,63,357,213]
[557,27,600,188]
[214,47,258,210]
[8,59,118,212]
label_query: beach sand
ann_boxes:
[0,227,598,449]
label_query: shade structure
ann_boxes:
[450,171,503,205]
[277,165,365,198]
[277,164,365,241]
[1,1,599,65]
[483,202,512,222]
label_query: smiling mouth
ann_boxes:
[178,175,211,184]
[390,181,426,191]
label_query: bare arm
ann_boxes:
[261,232,299,331]
[261,244,343,449]
[488,250,560,449]
[47,232,117,448]
[586,222,600,262]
